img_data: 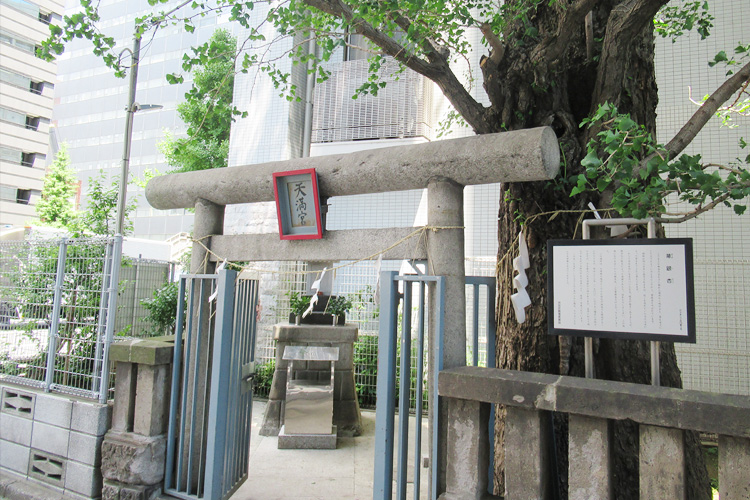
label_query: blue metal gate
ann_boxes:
[373,271,496,500]
[164,269,259,500]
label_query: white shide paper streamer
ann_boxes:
[510,232,531,324]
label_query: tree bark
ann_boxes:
[308,0,713,497]
[485,2,710,499]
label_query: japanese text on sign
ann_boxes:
[287,179,314,228]
[548,240,695,342]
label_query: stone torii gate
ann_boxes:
[145,126,559,497]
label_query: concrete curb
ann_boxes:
[0,470,83,500]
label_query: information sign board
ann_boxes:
[547,238,695,342]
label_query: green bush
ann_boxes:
[253,359,275,398]
[354,335,379,408]
[141,282,182,336]
[326,295,353,317]
[287,291,311,319]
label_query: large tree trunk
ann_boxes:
[320,0,713,495]
[484,2,710,499]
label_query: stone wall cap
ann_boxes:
[438,366,750,438]
[274,324,358,343]
[109,338,175,365]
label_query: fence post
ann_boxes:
[130,259,141,329]
[93,239,115,397]
[44,238,68,392]
[427,179,465,498]
[373,270,399,500]
[98,234,123,403]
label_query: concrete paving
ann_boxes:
[0,399,429,500]
[232,400,429,500]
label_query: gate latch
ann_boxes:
[242,362,256,382]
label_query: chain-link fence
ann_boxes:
[0,237,174,399]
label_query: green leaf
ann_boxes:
[709,50,728,67]
[617,116,636,131]
[581,151,602,169]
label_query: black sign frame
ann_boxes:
[547,238,696,343]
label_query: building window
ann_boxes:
[0,68,46,94]
[29,80,45,94]
[21,152,36,167]
[0,146,23,164]
[16,189,31,205]
[0,106,26,127]
[0,185,17,202]
[0,186,36,205]
[0,146,40,167]
[25,116,40,131]
[0,28,41,56]
[344,33,370,62]
[0,0,39,18]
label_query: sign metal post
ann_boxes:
[576,218,673,386]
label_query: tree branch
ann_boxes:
[480,23,504,65]
[303,0,435,75]
[655,191,733,224]
[532,0,600,64]
[627,59,750,179]
[663,60,750,158]
[591,0,668,107]
[388,12,449,65]
[302,0,492,133]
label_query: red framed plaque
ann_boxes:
[273,168,323,240]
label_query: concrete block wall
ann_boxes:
[0,382,111,499]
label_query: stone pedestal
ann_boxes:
[260,324,362,437]
[640,425,685,499]
[101,337,173,500]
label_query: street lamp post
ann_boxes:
[97,35,161,402]
[116,36,140,236]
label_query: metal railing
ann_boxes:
[251,260,496,410]
[372,272,497,500]
[115,258,176,337]
[0,236,174,399]
[0,237,117,399]
[165,271,259,500]
[374,271,444,500]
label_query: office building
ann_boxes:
[0,0,64,227]
[51,0,238,240]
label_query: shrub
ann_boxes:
[141,282,181,336]
[253,359,275,398]
[353,334,428,411]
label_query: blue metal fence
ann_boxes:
[373,271,445,500]
[164,270,259,500]
[373,271,496,500]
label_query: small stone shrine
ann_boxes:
[260,299,363,439]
